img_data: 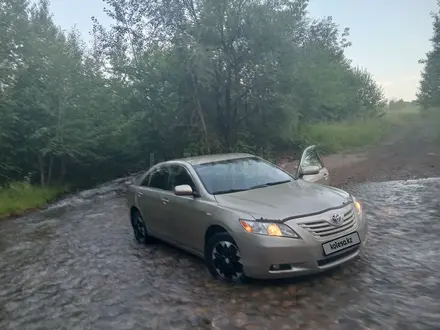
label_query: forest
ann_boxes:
[0,0,388,190]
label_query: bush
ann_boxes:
[0,182,66,218]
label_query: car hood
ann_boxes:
[214,180,351,221]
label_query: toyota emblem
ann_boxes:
[330,213,343,226]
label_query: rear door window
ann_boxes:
[140,173,151,186]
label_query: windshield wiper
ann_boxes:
[213,180,291,195]
[249,180,291,190]
[213,188,248,195]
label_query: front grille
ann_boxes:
[298,206,356,238]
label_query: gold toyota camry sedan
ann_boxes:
[126,146,367,282]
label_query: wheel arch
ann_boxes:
[203,224,247,283]
[204,224,229,245]
[130,206,140,219]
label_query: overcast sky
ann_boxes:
[49,0,438,101]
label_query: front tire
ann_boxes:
[131,210,154,244]
[204,232,247,283]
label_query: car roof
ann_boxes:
[173,153,255,166]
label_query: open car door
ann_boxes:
[296,145,330,185]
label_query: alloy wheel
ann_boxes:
[133,213,147,242]
[211,241,243,281]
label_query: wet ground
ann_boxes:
[1,177,440,330]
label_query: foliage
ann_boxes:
[422,108,440,144]
[301,109,420,154]
[0,182,66,218]
[299,119,389,153]
[0,0,386,188]
[417,1,440,109]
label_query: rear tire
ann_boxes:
[204,232,248,284]
[131,210,154,244]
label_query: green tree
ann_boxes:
[417,0,440,109]
[0,0,387,187]
[0,0,30,181]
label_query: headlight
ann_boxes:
[352,196,362,214]
[239,219,300,238]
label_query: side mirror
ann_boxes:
[174,184,194,196]
[300,165,320,176]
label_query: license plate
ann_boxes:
[322,232,361,256]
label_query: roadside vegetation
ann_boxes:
[0,0,439,217]
[424,109,440,145]
[300,118,392,154]
[301,103,422,153]
[0,183,66,219]
[417,3,440,144]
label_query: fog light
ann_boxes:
[270,264,292,271]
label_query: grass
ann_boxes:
[422,108,440,145]
[0,182,67,219]
[300,106,422,154]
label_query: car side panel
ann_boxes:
[164,193,219,253]
[162,161,252,253]
[136,186,169,237]
[126,185,138,209]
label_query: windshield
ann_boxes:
[193,157,293,195]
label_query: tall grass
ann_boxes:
[300,107,421,154]
[422,108,440,145]
[0,182,66,219]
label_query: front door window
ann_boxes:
[169,165,196,192]
[148,167,171,190]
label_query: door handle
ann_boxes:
[137,192,144,197]
[161,198,169,205]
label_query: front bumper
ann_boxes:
[235,213,368,280]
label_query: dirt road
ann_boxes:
[279,115,440,187]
